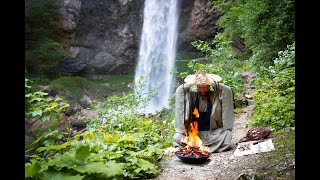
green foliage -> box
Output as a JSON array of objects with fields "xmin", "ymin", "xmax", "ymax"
[
  {"xmin": 36, "ymin": 141, "xmax": 71, "ymax": 153},
  {"xmin": 25, "ymin": 160, "xmax": 42, "ymax": 178},
  {"xmin": 211, "ymin": 0, "xmax": 295, "ymax": 68},
  {"xmin": 25, "ymin": 79, "xmax": 70, "ymax": 122},
  {"xmin": 25, "ymin": 80, "xmax": 175, "ymax": 179},
  {"xmin": 25, "ymin": 0, "xmax": 67, "ymax": 74},
  {"xmin": 86, "ymin": 72, "xmax": 135, "ymax": 93},
  {"xmin": 75, "ymin": 145, "xmax": 90, "ymax": 162},
  {"xmin": 192, "ymin": 0, "xmax": 295, "ymax": 130},
  {"xmin": 184, "ymin": 33, "xmax": 246, "ymax": 96},
  {"xmin": 239, "ymin": 0, "xmax": 295, "ymax": 51},
  {"xmin": 173, "ymin": 52, "xmax": 205, "ymax": 85},
  {"xmin": 49, "ymin": 76, "xmax": 110, "ymax": 101},
  {"xmin": 43, "ymin": 172, "xmax": 85, "ymax": 180},
  {"xmin": 25, "ymin": 78, "xmax": 70, "ymax": 161},
  {"xmin": 248, "ymin": 43, "xmax": 295, "ymax": 129},
  {"xmin": 28, "ymin": 74, "xmax": 135, "ymax": 105},
  {"xmin": 26, "ymin": 38, "xmax": 66, "ymax": 72}
]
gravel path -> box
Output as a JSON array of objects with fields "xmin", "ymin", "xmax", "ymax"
[{"xmin": 150, "ymin": 72, "xmax": 275, "ymax": 180}]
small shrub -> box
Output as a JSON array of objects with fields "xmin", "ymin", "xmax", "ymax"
[{"xmin": 248, "ymin": 42, "xmax": 295, "ymax": 130}]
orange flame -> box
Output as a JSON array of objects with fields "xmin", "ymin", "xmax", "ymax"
[
  {"xmin": 193, "ymin": 107, "xmax": 199, "ymax": 118},
  {"xmin": 180, "ymin": 107, "xmax": 210, "ymax": 153}
]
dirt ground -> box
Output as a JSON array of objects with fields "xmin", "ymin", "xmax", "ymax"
[{"xmin": 150, "ymin": 72, "xmax": 282, "ymax": 180}]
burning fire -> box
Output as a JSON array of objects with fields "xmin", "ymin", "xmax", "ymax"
[
  {"xmin": 193, "ymin": 106, "xmax": 199, "ymax": 118},
  {"xmin": 178, "ymin": 107, "xmax": 211, "ymax": 157}
]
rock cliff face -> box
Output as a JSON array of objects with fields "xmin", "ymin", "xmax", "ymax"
[
  {"xmin": 56, "ymin": 0, "xmax": 221, "ymax": 75},
  {"xmin": 178, "ymin": 0, "xmax": 221, "ymax": 52}
]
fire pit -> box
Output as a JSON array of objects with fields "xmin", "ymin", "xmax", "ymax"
[
  {"xmin": 175, "ymin": 107, "xmax": 212, "ymax": 164},
  {"xmin": 175, "ymin": 147, "xmax": 212, "ymax": 164}
]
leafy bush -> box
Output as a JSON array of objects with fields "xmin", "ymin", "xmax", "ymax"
[
  {"xmin": 211, "ymin": 0, "xmax": 295, "ymax": 69},
  {"xmin": 48, "ymin": 76, "xmax": 111, "ymax": 102},
  {"xmin": 179, "ymin": 33, "xmax": 246, "ymax": 97},
  {"xmin": 25, "ymin": 80, "xmax": 70, "ymax": 123},
  {"xmin": 248, "ymin": 42, "xmax": 295, "ymax": 129},
  {"xmin": 25, "ymin": 78, "xmax": 70, "ymax": 127},
  {"xmin": 25, "ymin": 78, "xmax": 70, "ymax": 161},
  {"xmin": 25, "ymin": 80, "xmax": 175, "ymax": 179},
  {"xmin": 25, "ymin": 0, "xmax": 67, "ymax": 75}
]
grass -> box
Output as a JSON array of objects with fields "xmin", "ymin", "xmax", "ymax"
[
  {"xmin": 85, "ymin": 71, "xmax": 135, "ymax": 93},
  {"xmin": 269, "ymin": 128, "xmax": 295, "ymax": 177},
  {"xmin": 26, "ymin": 68, "xmax": 158, "ymax": 107},
  {"xmin": 26, "ymin": 71, "xmax": 135, "ymax": 103},
  {"xmin": 254, "ymin": 128, "xmax": 295, "ymax": 179},
  {"xmin": 49, "ymin": 76, "xmax": 111, "ymax": 101}
]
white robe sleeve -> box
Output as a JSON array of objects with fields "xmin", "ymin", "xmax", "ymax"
[
  {"xmin": 221, "ymin": 84, "xmax": 235, "ymax": 131},
  {"xmin": 174, "ymin": 83, "xmax": 193, "ymax": 133}
]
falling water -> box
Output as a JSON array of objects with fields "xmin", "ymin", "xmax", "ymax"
[{"xmin": 134, "ymin": 0, "xmax": 179, "ymax": 113}]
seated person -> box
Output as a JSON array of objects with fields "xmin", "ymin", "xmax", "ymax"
[{"xmin": 172, "ymin": 70, "xmax": 235, "ymax": 153}]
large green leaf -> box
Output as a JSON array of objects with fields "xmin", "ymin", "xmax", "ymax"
[
  {"xmin": 134, "ymin": 159, "xmax": 158, "ymax": 174},
  {"xmin": 31, "ymin": 109, "xmax": 43, "ymax": 117},
  {"xmin": 44, "ymin": 171, "xmax": 84, "ymax": 180},
  {"xmin": 30, "ymin": 97, "xmax": 45, "ymax": 103},
  {"xmin": 82, "ymin": 162, "xmax": 106, "ymax": 174},
  {"xmin": 105, "ymin": 160, "xmax": 125, "ymax": 175},
  {"xmin": 36, "ymin": 141, "xmax": 71, "ymax": 152},
  {"xmin": 75, "ymin": 145, "xmax": 90, "ymax": 162},
  {"xmin": 25, "ymin": 160, "xmax": 41, "ymax": 178},
  {"xmin": 30, "ymin": 136, "xmax": 43, "ymax": 146},
  {"xmin": 42, "ymin": 115, "xmax": 51, "ymax": 121},
  {"xmin": 109, "ymin": 150, "xmax": 124, "ymax": 160},
  {"xmin": 82, "ymin": 160, "xmax": 124, "ymax": 178},
  {"xmin": 47, "ymin": 153, "xmax": 85, "ymax": 168}
]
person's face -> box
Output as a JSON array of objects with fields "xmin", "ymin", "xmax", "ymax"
[{"xmin": 197, "ymin": 85, "xmax": 209, "ymax": 96}]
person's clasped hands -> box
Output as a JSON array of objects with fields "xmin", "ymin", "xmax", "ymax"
[
  {"xmin": 185, "ymin": 70, "xmax": 212, "ymax": 85},
  {"xmin": 195, "ymin": 70, "xmax": 212, "ymax": 86},
  {"xmin": 184, "ymin": 70, "xmax": 214, "ymax": 87}
]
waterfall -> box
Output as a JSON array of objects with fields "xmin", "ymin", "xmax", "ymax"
[{"xmin": 134, "ymin": 0, "xmax": 179, "ymax": 114}]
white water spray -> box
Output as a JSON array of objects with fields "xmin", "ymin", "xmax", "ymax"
[{"xmin": 134, "ymin": 0, "xmax": 179, "ymax": 113}]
